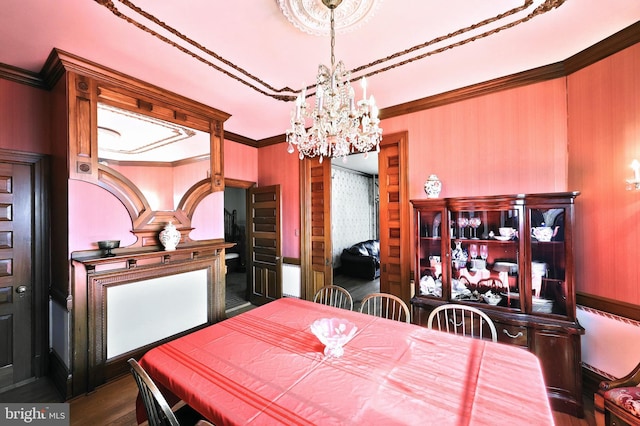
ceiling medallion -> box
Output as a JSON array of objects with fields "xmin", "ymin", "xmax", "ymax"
[{"xmin": 277, "ymin": 0, "xmax": 382, "ymax": 36}]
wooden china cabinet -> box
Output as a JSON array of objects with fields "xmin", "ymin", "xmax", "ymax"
[{"xmin": 410, "ymin": 192, "xmax": 584, "ymax": 417}]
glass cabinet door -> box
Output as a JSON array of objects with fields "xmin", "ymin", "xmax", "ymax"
[
  {"xmin": 449, "ymin": 208, "xmax": 522, "ymax": 311},
  {"xmin": 415, "ymin": 206, "xmax": 446, "ymax": 299},
  {"xmin": 528, "ymin": 207, "xmax": 568, "ymax": 316}
]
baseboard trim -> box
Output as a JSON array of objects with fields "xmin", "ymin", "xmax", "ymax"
[
  {"xmin": 583, "ymin": 364, "xmax": 605, "ymax": 399},
  {"xmin": 577, "ymin": 292, "xmax": 640, "ymax": 322},
  {"xmin": 49, "ymin": 350, "xmax": 72, "ymax": 400}
]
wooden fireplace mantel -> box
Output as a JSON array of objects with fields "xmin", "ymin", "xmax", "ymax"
[
  {"xmin": 71, "ymin": 241, "xmax": 234, "ymax": 273},
  {"xmin": 70, "ymin": 241, "xmax": 233, "ymax": 393}
]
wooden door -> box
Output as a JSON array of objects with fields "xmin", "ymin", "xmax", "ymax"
[
  {"xmin": 248, "ymin": 185, "xmax": 282, "ymax": 305},
  {"xmin": 378, "ymin": 132, "xmax": 411, "ymax": 304},
  {"xmin": 0, "ymin": 161, "xmax": 38, "ymax": 389},
  {"xmin": 301, "ymin": 158, "xmax": 332, "ymax": 300}
]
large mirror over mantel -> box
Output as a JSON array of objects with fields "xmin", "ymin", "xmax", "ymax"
[
  {"xmin": 97, "ymin": 102, "xmax": 211, "ymax": 212},
  {"xmin": 65, "ymin": 62, "xmax": 230, "ymax": 247}
]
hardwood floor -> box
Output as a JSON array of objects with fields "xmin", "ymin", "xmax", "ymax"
[
  {"xmin": 225, "ymin": 271, "xmax": 250, "ymax": 312},
  {"xmin": 333, "ymin": 272, "xmax": 380, "ymax": 312},
  {"xmin": 68, "ymin": 375, "xmax": 139, "ymax": 426}
]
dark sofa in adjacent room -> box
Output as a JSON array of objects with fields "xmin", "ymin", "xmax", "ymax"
[{"xmin": 339, "ymin": 239, "xmax": 380, "ymax": 280}]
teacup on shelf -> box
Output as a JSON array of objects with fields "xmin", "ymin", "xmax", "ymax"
[
  {"xmin": 531, "ymin": 226, "xmax": 558, "ymax": 242},
  {"xmin": 498, "ymin": 227, "xmax": 516, "ymax": 238},
  {"xmin": 482, "ymin": 291, "xmax": 502, "ymax": 306}
]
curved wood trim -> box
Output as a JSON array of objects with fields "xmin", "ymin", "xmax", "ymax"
[
  {"xmin": 176, "ymin": 178, "xmax": 213, "ymax": 217},
  {"xmin": 96, "ymin": 165, "xmax": 202, "ymax": 247},
  {"xmin": 96, "ymin": 164, "xmax": 151, "ymax": 220}
]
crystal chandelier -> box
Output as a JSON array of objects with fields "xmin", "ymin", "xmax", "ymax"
[{"xmin": 286, "ymin": 0, "xmax": 382, "ymax": 163}]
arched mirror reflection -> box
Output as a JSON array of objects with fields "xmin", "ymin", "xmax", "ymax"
[{"xmin": 97, "ymin": 102, "xmax": 211, "ymax": 211}]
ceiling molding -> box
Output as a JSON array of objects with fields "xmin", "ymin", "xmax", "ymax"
[
  {"xmin": 92, "ymin": 0, "xmax": 561, "ymax": 100},
  {"xmin": 256, "ymin": 62, "xmax": 566, "ymax": 147},
  {"xmin": 257, "ymin": 20, "xmax": 640, "ymax": 148},
  {"xmin": 0, "ymin": 62, "xmax": 46, "ymax": 89},
  {"xmin": 224, "ymin": 131, "xmax": 259, "ymax": 148},
  {"xmin": 1, "ymin": 21, "xmax": 638, "ymax": 149},
  {"xmin": 563, "ymin": 20, "xmax": 640, "ymax": 74},
  {"xmin": 380, "ymin": 62, "xmax": 566, "ymax": 119}
]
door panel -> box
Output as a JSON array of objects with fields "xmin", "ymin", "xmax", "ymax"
[
  {"xmin": 378, "ymin": 132, "xmax": 411, "ymax": 304},
  {"xmin": 0, "ymin": 163, "xmax": 33, "ymax": 389},
  {"xmin": 302, "ymin": 159, "xmax": 332, "ymax": 300},
  {"xmin": 248, "ymin": 185, "xmax": 282, "ymax": 305},
  {"xmin": 300, "ymin": 137, "xmax": 409, "ymax": 304}
]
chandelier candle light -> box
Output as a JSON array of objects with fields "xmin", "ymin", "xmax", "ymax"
[{"xmin": 286, "ymin": 0, "xmax": 382, "ymax": 162}]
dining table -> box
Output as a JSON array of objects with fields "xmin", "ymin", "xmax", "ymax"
[{"xmin": 136, "ymin": 297, "xmax": 555, "ymax": 425}]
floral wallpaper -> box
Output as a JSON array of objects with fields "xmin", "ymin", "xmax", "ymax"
[{"xmin": 331, "ymin": 166, "xmax": 378, "ymax": 268}]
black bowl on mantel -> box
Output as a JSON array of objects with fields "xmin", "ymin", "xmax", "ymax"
[{"xmin": 97, "ymin": 240, "xmax": 120, "ymax": 257}]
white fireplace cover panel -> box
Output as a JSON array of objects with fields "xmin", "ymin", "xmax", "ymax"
[{"xmin": 106, "ymin": 269, "xmax": 208, "ymax": 359}]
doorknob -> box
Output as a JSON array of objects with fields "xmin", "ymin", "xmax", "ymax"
[{"xmin": 16, "ymin": 285, "xmax": 27, "ymax": 294}]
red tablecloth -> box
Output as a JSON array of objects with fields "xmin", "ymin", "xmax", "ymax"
[{"xmin": 138, "ymin": 297, "xmax": 554, "ymax": 425}]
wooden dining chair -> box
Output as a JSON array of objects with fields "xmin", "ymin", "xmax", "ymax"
[
  {"xmin": 595, "ymin": 359, "xmax": 640, "ymax": 426},
  {"xmin": 427, "ymin": 304, "xmax": 498, "ymax": 342},
  {"xmin": 359, "ymin": 293, "xmax": 410, "ymax": 323},
  {"xmin": 313, "ymin": 285, "xmax": 354, "ymax": 310},
  {"xmin": 128, "ymin": 358, "xmax": 214, "ymax": 426}
]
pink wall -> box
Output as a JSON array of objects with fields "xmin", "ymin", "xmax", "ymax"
[
  {"xmin": 258, "ymin": 143, "xmax": 300, "ymax": 258},
  {"xmin": 263, "ymin": 79, "xmax": 569, "ymax": 263},
  {"xmin": 0, "ymin": 79, "xmax": 49, "ymax": 154},
  {"xmin": 383, "ymin": 78, "xmax": 569, "ymax": 200},
  {"xmin": 70, "ymin": 158, "xmax": 224, "ymax": 248},
  {"xmin": 190, "ymin": 191, "xmax": 224, "ymax": 241},
  {"xmin": 112, "ymin": 157, "xmax": 211, "ymax": 211},
  {"xmin": 68, "ymin": 180, "xmax": 136, "ymax": 251},
  {"xmin": 225, "ymin": 139, "xmax": 258, "ymax": 182},
  {"xmin": 111, "ymin": 164, "xmax": 174, "ymax": 211},
  {"xmin": 568, "ymin": 43, "xmax": 640, "ymax": 304},
  {"xmin": 174, "ymin": 157, "xmax": 210, "ymax": 206}
]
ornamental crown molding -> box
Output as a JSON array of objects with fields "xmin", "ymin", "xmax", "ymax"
[{"xmin": 277, "ymin": 0, "xmax": 382, "ymax": 36}]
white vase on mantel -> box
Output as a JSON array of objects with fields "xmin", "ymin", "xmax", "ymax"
[
  {"xmin": 159, "ymin": 221, "xmax": 181, "ymax": 251},
  {"xmin": 424, "ymin": 174, "xmax": 442, "ymax": 198}
]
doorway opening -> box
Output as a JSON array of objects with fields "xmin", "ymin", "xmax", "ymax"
[
  {"xmin": 224, "ymin": 186, "xmax": 249, "ymax": 314},
  {"xmin": 331, "ymin": 152, "xmax": 380, "ymax": 310}
]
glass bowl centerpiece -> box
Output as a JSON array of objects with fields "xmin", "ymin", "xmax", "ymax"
[{"xmin": 310, "ymin": 318, "xmax": 358, "ymax": 358}]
